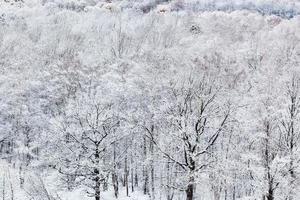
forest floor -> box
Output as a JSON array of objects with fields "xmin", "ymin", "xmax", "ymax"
[{"xmin": 0, "ymin": 160, "xmax": 149, "ymax": 200}]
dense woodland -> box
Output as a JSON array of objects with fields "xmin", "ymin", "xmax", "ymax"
[{"xmin": 0, "ymin": 0, "xmax": 300, "ymax": 200}]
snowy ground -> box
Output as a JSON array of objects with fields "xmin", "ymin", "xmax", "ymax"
[
  {"xmin": 61, "ymin": 189, "xmax": 150, "ymax": 200},
  {"xmin": 0, "ymin": 160, "xmax": 149, "ymax": 200}
]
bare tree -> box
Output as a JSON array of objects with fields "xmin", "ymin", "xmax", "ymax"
[
  {"xmin": 279, "ymin": 76, "xmax": 300, "ymax": 200},
  {"xmin": 57, "ymin": 101, "xmax": 120, "ymax": 200},
  {"xmin": 148, "ymin": 77, "xmax": 231, "ymax": 200}
]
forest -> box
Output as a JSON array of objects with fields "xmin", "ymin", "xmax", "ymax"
[{"xmin": 0, "ymin": 0, "xmax": 300, "ymax": 200}]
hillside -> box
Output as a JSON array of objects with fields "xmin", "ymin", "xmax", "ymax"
[{"xmin": 0, "ymin": 1, "xmax": 300, "ymax": 200}]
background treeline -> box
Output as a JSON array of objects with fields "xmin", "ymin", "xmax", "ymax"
[{"xmin": 1, "ymin": 0, "xmax": 300, "ymax": 18}]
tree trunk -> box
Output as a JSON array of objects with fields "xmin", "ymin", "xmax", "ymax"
[
  {"xmin": 186, "ymin": 176, "xmax": 194, "ymax": 200},
  {"xmin": 94, "ymin": 147, "xmax": 101, "ymax": 200},
  {"xmin": 112, "ymin": 142, "xmax": 119, "ymax": 198},
  {"xmin": 266, "ymin": 188, "xmax": 274, "ymax": 200},
  {"xmin": 143, "ymin": 137, "xmax": 149, "ymax": 195},
  {"xmin": 95, "ymin": 186, "xmax": 100, "ymax": 200},
  {"xmin": 186, "ymin": 183, "xmax": 194, "ymax": 200},
  {"xmin": 263, "ymin": 121, "xmax": 275, "ymax": 200},
  {"xmin": 125, "ymin": 156, "xmax": 129, "ymax": 197},
  {"xmin": 103, "ymin": 175, "xmax": 108, "ymax": 191},
  {"xmin": 94, "ymin": 170, "xmax": 101, "ymax": 200},
  {"xmin": 131, "ymin": 163, "xmax": 134, "ymax": 192},
  {"xmin": 288, "ymin": 150, "xmax": 295, "ymax": 200},
  {"xmin": 150, "ymin": 133, "xmax": 155, "ymax": 200},
  {"xmin": 112, "ymin": 173, "xmax": 118, "ymax": 198},
  {"xmin": 131, "ymin": 147, "xmax": 134, "ymax": 193},
  {"xmin": 233, "ymin": 184, "xmax": 236, "ymax": 200},
  {"xmin": 166, "ymin": 160, "xmax": 174, "ymax": 200},
  {"xmin": 18, "ymin": 166, "xmax": 24, "ymax": 189},
  {"xmin": 135, "ymin": 167, "xmax": 138, "ymax": 187}
]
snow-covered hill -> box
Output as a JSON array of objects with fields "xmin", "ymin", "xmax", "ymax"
[{"xmin": 1, "ymin": 0, "xmax": 300, "ymax": 200}]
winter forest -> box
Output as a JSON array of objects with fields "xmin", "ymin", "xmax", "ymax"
[{"xmin": 1, "ymin": 0, "xmax": 300, "ymax": 200}]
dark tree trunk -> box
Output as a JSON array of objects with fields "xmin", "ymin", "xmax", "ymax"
[
  {"xmin": 150, "ymin": 127, "xmax": 155, "ymax": 200},
  {"xmin": 263, "ymin": 121, "xmax": 275, "ymax": 200},
  {"xmin": 186, "ymin": 173, "xmax": 195, "ymax": 200},
  {"xmin": 186, "ymin": 182, "xmax": 194, "ymax": 200},
  {"xmin": 266, "ymin": 188, "xmax": 274, "ymax": 200},
  {"xmin": 121, "ymin": 176, "xmax": 125, "ymax": 187},
  {"xmin": 233, "ymin": 184, "xmax": 236, "ymax": 200},
  {"xmin": 103, "ymin": 175, "xmax": 108, "ymax": 191},
  {"xmin": 134, "ymin": 167, "xmax": 138, "ymax": 187},
  {"xmin": 94, "ymin": 171, "xmax": 101, "ymax": 200},
  {"xmin": 19, "ymin": 166, "xmax": 24, "ymax": 189},
  {"xmin": 112, "ymin": 172, "xmax": 119, "ymax": 198},
  {"xmin": 185, "ymin": 150, "xmax": 195, "ymax": 200},
  {"xmin": 112, "ymin": 142, "xmax": 119, "ymax": 198},
  {"xmin": 143, "ymin": 137, "xmax": 149, "ymax": 195},
  {"xmin": 95, "ymin": 182, "xmax": 100, "ymax": 200},
  {"xmin": 125, "ymin": 156, "xmax": 129, "ymax": 197},
  {"xmin": 94, "ymin": 147, "xmax": 101, "ymax": 200},
  {"xmin": 131, "ymin": 163, "xmax": 134, "ymax": 192}
]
